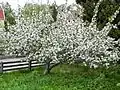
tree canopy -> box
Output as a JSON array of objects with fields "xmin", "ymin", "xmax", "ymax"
[{"xmin": 1, "ymin": 0, "xmax": 119, "ymax": 74}]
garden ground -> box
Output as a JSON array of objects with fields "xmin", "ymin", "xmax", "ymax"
[{"xmin": 0, "ymin": 64, "xmax": 120, "ymax": 90}]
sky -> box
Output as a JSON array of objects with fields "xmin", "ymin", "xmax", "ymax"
[{"xmin": 0, "ymin": 0, "xmax": 76, "ymax": 10}]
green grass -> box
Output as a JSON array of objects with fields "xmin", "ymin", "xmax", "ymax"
[{"xmin": 0, "ymin": 64, "xmax": 120, "ymax": 90}]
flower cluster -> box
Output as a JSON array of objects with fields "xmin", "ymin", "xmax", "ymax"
[{"xmin": 2, "ymin": 1, "xmax": 120, "ymax": 68}]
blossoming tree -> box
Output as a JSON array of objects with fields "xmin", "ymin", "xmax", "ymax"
[{"xmin": 3, "ymin": 0, "xmax": 120, "ymax": 74}]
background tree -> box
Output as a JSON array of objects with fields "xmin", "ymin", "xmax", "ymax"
[
  {"xmin": 75, "ymin": 0, "xmax": 120, "ymax": 40},
  {"xmin": 2, "ymin": 2, "xmax": 16, "ymax": 31},
  {"xmin": 22, "ymin": 3, "xmax": 58, "ymax": 22}
]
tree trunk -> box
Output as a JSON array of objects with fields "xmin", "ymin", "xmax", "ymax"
[
  {"xmin": 44, "ymin": 62, "xmax": 50, "ymax": 75},
  {"xmin": 43, "ymin": 62, "xmax": 61, "ymax": 75}
]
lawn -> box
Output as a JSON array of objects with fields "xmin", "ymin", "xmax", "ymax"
[{"xmin": 0, "ymin": 64, "xmax": 120, "ymax": 90}]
